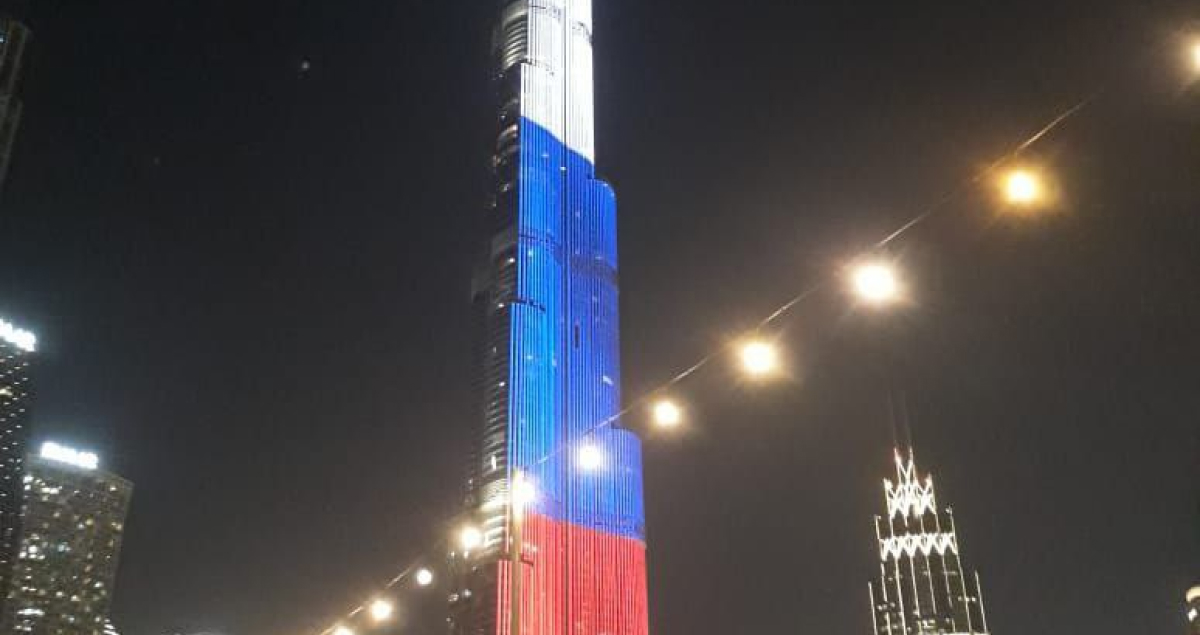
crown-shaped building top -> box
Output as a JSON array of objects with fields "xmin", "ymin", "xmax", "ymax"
[{"xmin": 870, "ymin": 447, "xmax": 991, "ymax": 635}]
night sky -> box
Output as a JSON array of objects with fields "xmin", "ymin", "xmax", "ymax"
[{"xmin": 0, "ymin": 0, "xmax": 1197, "ymax": 634}]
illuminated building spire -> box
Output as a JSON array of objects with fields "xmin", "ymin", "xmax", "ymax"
[{"xmin": 870, "ymin": 447, "xmax": 991, "ymax": 635}]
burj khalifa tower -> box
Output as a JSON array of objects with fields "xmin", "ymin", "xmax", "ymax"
[{"xmin": 450, "ymin": 0, "xmax": 648, "ymax": 634}]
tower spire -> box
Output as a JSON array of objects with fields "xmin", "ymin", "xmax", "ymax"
[{"xmin": 871, "ymin": 442, "xmax": 991, "ymax": 635}]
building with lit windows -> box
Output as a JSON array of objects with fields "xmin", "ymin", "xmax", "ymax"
[
  {"xmin": 1186, "ymin": 585, "xmax": 1200, "ymax": 635},
  {"xmin": 869, "ymin": 449, "xmax": 990, "ymax": 635},
  {"xmin": 0, "ymin": 14, "xmax": 30, "ymax": 194},
  {"xmin": 0, "ymin": 317, "xmax": 35, "ymax": 619},
  {"xmin": 449, "ymin": 0, "xmax": 647, "ymax": 633},
  {"xmin": 2, "ymin": 442, "xmax": 133, "ymax": 634}
]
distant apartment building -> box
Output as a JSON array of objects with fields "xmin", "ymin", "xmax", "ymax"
[{"xmin": 3, "ymin": 442, "xmax": 133, "ymax": 634}]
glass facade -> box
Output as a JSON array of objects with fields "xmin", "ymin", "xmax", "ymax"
[
  {"xmin": 0, "ymin": 318, "xmax": 35, "ymax": 619},
  {"xmin": 870, "ymin": 449, "xmax": 990, "ymax": 635},
  {"xmin": 2, "ymin": 452, "xmax": 133, "ymax": 635},
  {"xmin": 451, "ymin": 1, "xmax": 648, "ymax": 634}
]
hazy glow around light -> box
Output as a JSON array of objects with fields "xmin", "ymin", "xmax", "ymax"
[
  {"xmin": 852, "ymin": 262, "xmax": 899, "ymax": 305},
  {"xmin": 39, "ymin": 442, "xmax": 99, "ymax": 470},
  {"xmin": 415, "ymin": 567, "xmax": 434, "ymax": 587},
  {"xmin": 459, "ymin": 526, "xmax": 484, "ymax": 551},
  {"xmin": 740, "ymin": 340, "xmax": 778, "ymax": 376},
  {"xmin": 652, "ymin": 400, "xmax": 682, "ymax": 428},
  {"xmin": 577, "ymin": 444, "xmax": 605, "ymax": 471},
  {"xmin": 368, "ymin": 599, "xmax": 394, "ymax": 621},
  {"xmin": 333, "ymin": 627, "xmax": 355, "ymax": 635},
  {"xmin": 1192, "ymin": 42, "xmax": 1200, "ymax": 71},
  {"xmin": 1004, "ymin": 169, "xmax": 1042, "ymax": 206}
]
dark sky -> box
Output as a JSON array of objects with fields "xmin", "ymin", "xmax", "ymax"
[{"xmin": 0, "ymin": 0, "xmax": 1197, "ymax": 634}]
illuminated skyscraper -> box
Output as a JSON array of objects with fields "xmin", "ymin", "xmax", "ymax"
[
  {"xmin": 0, "ymin": 317, "xmax": 35, "ymax": 618},
  {"xmin": 0, "ymin": 15, "xmax": 30, "ymax": 194},
  {"xmin": 450, "ymin": 0, "xmax": 647, "ymax": 634},
  {"xmin": 869, "ymin": 449, "xmax": 990, "ymax": 635},
  {"xmin": 3, "ymin": 442, "xmax": 133, "ymax": 634}
]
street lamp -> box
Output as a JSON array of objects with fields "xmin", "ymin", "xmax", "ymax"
[
  {"xmin": 333, "ymin": 626, "xmax": 355, "ymax": 635},
  {"xmin": 740, "ymin": 340, "xmax": 778, "ymax": 377},
  {"xmin": 415, "ymin": 567, "xmax": 434, "ymax": 587},
  {"xmin": 1191, "ymin": 41, "xmax": 1200, "ymax": 72},
  {"xmin": 459, "ymin": 525, "xmax": 484, "ymax": 552},
  {"xmin": 368, "ymin": 599, "xmax": 394, "ymax": 622},
  {"xmin": 1002, "ymin": 169, "xmax": 1043, "ymax": 207},
  {"xmin": 652, "ymin": 399, "xmax": 683, "ymax": 428},
  {"xmin": 577, "ymin": 444, "xmax": 605, "ymax": 471},
  {"xmin": 851, "ymin": 261, "xmax": 900, "ymax": 306}
]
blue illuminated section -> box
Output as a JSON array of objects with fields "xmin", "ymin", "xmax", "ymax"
[{"xmin": 506, "ymin": 115, "xmax": 645, "ymax": 542}]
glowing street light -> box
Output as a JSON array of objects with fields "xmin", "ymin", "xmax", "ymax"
[
  {"xmin": 369, "ymin": 599, "xmax": 394, "ymax": 622},
  {"xmin": 459, "ymin": 525, "xmax": 484, "ymax": 551},
  {"xmin": 1002, "ymin": 169, "xmax": 1043, "ymax": 207},
  {"xmin": 512, "ymin": 472, "xmax": 537, "ymax": 507},
  {"xmin": 1192, "ymin": 41, "xmax": 1200, "ymax": 72},
  {"xmin": 740, "ymin": 340, "xmax": 778, "ymax": 377},
  {"xmin": 333, "ymin": 626, "xmax": 355, "ymax": 635},
  {"xmin": 851, "ymin": 262, "xmax": 899, "ymax": 306},
  {"xmin": 415, "ymin": 567, "xmax": 435, "ymax": 587},
  {"xmin": 652, "ymin": 399, "xmax": 683, "ymax": 428},
  {"xmin": 577, "ymin": 444, "xmax": 605, "ymax": 471}
]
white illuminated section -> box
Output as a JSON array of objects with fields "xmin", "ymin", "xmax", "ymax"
[
  {"xmin": 39, "ymin": 442, "xmax": 99, "ymax": 471},
  {"xmin": 521, "ymin": 0, "xmax": 597, "ymax": 163},
  {"xmin": 0, "ymin": 318, "xmax": 36, "ymax": 352},
  {"xmin": 880, "ymin": 532, "xmax": 959, "ymax": 560},
  {"xmin": 884, "ymin": 451, "xmax": 937, "ymax": 519}
]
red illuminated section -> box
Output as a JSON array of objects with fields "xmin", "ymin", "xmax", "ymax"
[{"xmin": 495, "ymin": 513, "xmax": 649, "ymax": 635}]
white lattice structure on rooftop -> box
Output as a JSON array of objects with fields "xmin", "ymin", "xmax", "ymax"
[{"xmin": 870, "ymin": 449, "xmax": 991, "ymax": 635}]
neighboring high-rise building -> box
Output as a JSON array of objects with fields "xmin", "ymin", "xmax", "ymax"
[
  {"xmin": 0, "ymin": 317, "xmax": 35, "ymax": 618},
  {"xmin": 0, "ymin": 15, "xmax": 30, "ymax": 194},
  {"xmin": 450, "ymin": 0, "xmax": 647, "ymax": 634},
  {"xmin": 3, "ymin": 442, "xmax": 133, "ymax": 634},
  {"xmin": 1186, "ymin": 585, "xmax": 1200, "ymax": 635},
  {"xmin": 869, "ymin": 449, "xmax": 990, "ymax": 635}
]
